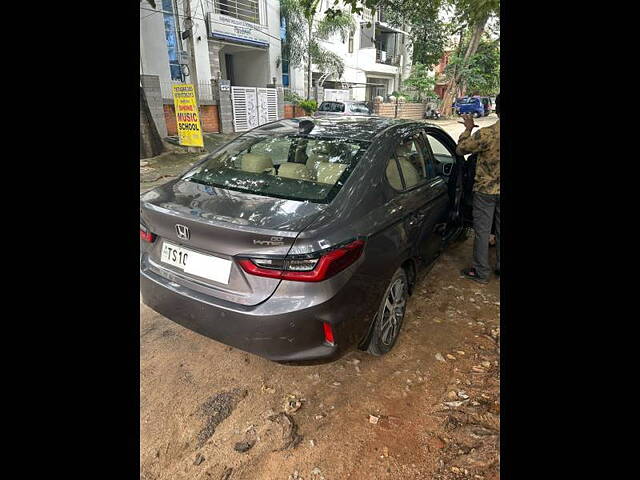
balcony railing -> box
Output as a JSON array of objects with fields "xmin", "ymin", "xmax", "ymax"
[
  {"xmin": 376, "ymin": 49, "xmax": 399, "ymax": 66},
  {"xmin": 213, "ymin": 0, "xmax": 261, "ymax": 25}
]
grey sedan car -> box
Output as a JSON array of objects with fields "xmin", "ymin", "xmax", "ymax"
[{"xmin": 140, "ymin": 117, "xmax": 473, "ymax": 362}]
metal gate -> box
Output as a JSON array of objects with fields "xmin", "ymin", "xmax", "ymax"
[{"xmin": 231, "ymin": 87, "xmax": 278, "ymax": 132}]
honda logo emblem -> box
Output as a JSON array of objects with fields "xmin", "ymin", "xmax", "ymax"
[{"xmin": 175, "ymin": 224, "xmax": 190, "ymax": 240}]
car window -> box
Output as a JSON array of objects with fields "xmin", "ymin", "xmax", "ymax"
[
  {"xmin": 391, "ymin": 136, "xmax": 427, "ymax": 190},
  {"xmin": 318, "ymin": 101, "xmax": 345, "ymax": 113},
  {"xmin": 348, "ymin": 103, "xmax": 371, "ymax": 114},
  {"xmin": 424, "ymin": 133, "xmax": 456, "ymax": 176},
  {"xmin": 182, "ymin": 133, "xmax": 369, "ymax": 203},
  {"xmin": 385, "ymin": 157, "xmax": 403, "ymax": 190}
]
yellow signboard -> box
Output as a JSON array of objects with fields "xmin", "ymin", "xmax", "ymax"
[{"xmin": 172, "ymin": 84, "xmax": 204, "ymax": 147}]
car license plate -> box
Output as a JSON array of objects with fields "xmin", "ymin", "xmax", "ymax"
[{"xmin": 160, "ymin": 241, "xmax": 232, "ymax": 284}]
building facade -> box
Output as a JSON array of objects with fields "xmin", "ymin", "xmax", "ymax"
[
  {"xmin": 140, "ymin": 0, "xmax": 284, "ymax": 134},
  {"xmin": 141, "ymin": 0, "xmax": 283, "ymax": 89},
  {"xmin": 285, "ymin": 4, "xmax": 412, "ymax": 102}
]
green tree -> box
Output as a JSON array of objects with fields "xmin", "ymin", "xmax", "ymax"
[
  {"xmin": 323, "ymin": 0, "xmax": 499, "ymax": 115},
  {"xmin": 381, "ymin": 0, "xmax": 449, "ymax": 69},
  {"xmin": 439, "ymin": 0, "xmax": 500, "ymax": 115},
  {"xmin": 403, "ymin": 63, "xmax": 436, "ymax": 101},
  {"xmin": 445, "ymin": 36, "xmax": 499, "ymax": 95},
  {"xmin": 282, "ymin": 0, "xmax": 355, "ymax": 99}
]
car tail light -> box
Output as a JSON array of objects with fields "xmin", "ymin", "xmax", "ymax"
[
  {"xmin": 140, "ymin": 224, "xmax": 156, "ymax": 243},
  {"xmin": 238, "ymin": 239, "xmax": 365, "ymax": 282},
  {"xmin": 322, "ymin": 322, "xmax": 335, "ymax": 345}
]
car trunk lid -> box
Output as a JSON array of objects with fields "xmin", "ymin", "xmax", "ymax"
[{"xmin": 140, "ymin": 179, "xmax": 327, "ymax": 306}]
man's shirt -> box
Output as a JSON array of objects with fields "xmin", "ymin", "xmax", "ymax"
[{"xmin": 456, "ymin": 119, "xmax": 500, "ymax": 195}]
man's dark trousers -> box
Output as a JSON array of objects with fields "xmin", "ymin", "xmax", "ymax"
[{"xmin": 472, "ymin": 192, "xmax": 500, "ymax": 279}]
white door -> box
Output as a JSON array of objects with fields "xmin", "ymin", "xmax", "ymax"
[
  {"xmin": 231, "ymin": 87, "xmax": 278, "ymax": 132},
  {"xmin": 257, "ymin": 88, "xmax": 278, "ymax": 125},
  {"xmin": 231, "ymin": 86, "xmax": 259, "ymax": 132}
]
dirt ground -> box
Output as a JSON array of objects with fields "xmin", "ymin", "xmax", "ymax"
[{"xmin": 140, "ymin": 238, "xmax": 500, "ymax": 480}]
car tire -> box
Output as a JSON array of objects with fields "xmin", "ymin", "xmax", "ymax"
[{"xmin": 366, "ymin": 267, "xmax": 409, "ymax": 356}]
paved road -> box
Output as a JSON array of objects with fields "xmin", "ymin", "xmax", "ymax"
[{"xmin": 431, "ymin": 113, "xmax": 498, "ymax": 140}]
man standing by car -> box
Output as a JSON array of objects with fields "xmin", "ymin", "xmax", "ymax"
[{"xmin": 456, "ymin": 94, "xmax": 500, "ymax": 284}]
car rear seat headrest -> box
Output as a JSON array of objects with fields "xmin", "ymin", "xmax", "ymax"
[
  {"xmin": 278, "ymin": 163, "xmax": 313, "ymax": 181},
  {"xmin": 387, "ymin": 158, "xmax": 420, "ymax": 189},
  {"xmin": 397, "ymin": 159, "xmax": 420, "ymax": 188},
  {"xmin": 240, "ymin": 153, "xmax": 274, "ymax": 174},
  {"xmin": 316, "ymin": 162, "xmax": 347, "ymax": 185}
]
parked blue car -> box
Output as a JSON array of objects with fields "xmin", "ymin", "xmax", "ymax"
[{"xmin": 454, "ymin": 96, "xmax": 487, "ymax": 117}]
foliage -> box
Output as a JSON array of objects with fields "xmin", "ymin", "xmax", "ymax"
[
  {"xmin": 298, "ymin": 99, "xmax": 318, "ymax": 114},
  {"xmin": 380, "ymin": 0, "xmax": 449, "ymax": 69},
  {"xmin": 451, "ymin": 0, "xmax": 500, "ymax": 26},
  {"xmin": 281, "ymin": 0, "xmax": 355, "ymax": 96},
  {"xmin": 284, "ymin": 90, "xmax": 304, "ymax": 103},
  {"xmin": 444, "ymin": 36, "xmax": 499, "ymax": 95},
  {"xmin": 402, "ymin": 63, "xmax": 437, "ymax": 101}
]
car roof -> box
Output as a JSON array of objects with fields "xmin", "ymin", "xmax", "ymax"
[{"xmin": 253, "ymin": 116, "xmax": 443, "ymax": 142}]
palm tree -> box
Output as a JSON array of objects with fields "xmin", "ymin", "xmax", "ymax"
[{"xmin": 281, "ymin": 0, "xmax": 355, "ymax": 99}]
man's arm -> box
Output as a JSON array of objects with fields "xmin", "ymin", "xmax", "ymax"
[
  {"xmin": 456, "ymin": 128, "xmax": 488, "ymax": 156},
  {"xmin": 455, "ymin": 114, "xmax": 488, "ymax": 156}
]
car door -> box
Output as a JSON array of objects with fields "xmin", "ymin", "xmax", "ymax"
[
  {"xmin": 409, "ymin": 132, "xmax": 450, "ymax": 264},
  {"xmin": 421, "ymin": 128, "xmax": 468, "ymax": 242},
  {"xmin": 382, "ymin": 129, "xmax": 436, "ymax": 265}
]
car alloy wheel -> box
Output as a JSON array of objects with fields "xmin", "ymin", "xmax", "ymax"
[
  {"xmin": 367, "ymin": 267, "xmax": 409, "ymax": 356},
  {"xmin": 380, "ymin": 277, "xmax": 407, "ymax": 345}
]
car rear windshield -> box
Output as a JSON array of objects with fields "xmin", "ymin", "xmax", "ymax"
[
  {"xmin": 348, "ymin": 103, "xmax": 371, "ymax": 114},
  {"xmin": 459, "ymin": 97, "xmax": 480, "ymax": 104},
  {"xmin": 182, "ymin": 133, "xmax": 370, "ymax": 203},
  {"xmin": 318, "ymin": 101, "xmax": 346, "ymax": 113}
]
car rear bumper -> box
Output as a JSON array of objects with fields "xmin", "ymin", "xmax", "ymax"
[{"xmin": 140, "ymin": 264, "xmax": 375, "ymax": 362}]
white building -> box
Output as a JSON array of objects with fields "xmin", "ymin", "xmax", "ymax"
[
  {"xmin": 140, "ymin": 0, "xmax": 284, "ymax": 98},
  {"xmin": 285, "ymin": 4, "xmax": 412, "ymax": 102}
]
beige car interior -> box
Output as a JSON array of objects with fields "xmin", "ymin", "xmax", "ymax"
[
  {"xmin": 240, "ymin": 153, "xmax": 275, "ymax": 175},
  {"xmin": 306, "ymin": 151, "xmax": 329, "ymax": 179},
  {"xmin": 387, "ymin": 141, "xmax": 423, "ymax": 189},
  {"xmin": 316, "ymin": 162, "xmax": 347, "ymax": 184},
  {"xmin": 278, "ymin": 162, "xmax": 313, "ymax": 181},
  {"xmin": 237, "ymin": 144, "xmax": 347, "ymax": 185}
]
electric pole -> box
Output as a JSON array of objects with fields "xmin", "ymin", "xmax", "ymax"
[
  {"xmin": 182, "ymin": 0, "xmax": 203, "ymax": 152},
  {"xmin": 183, "ymin": 0, "xmax": 200, "ymax": 107}
]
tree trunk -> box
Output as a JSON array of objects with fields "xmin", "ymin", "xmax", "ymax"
[
  {"xmin": 307, "ymin": 17, "xmax": 314, "ymax": 100},
  {"xmin": 440, "ymin": 16, "xmax": 489, "ymax": 116},
  {"xmin": 140, "ymin": 86, "xmax": 164, "ymax": 159},
  {"xmin": 439, "ymin": 32, "xmax": 465, "ymax": 116}
]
